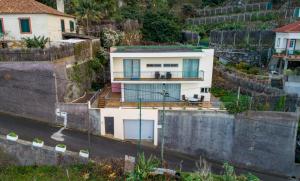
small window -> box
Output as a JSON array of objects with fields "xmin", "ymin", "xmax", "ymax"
[
  {"xmin": 69, "ymin": 21, "xmax": 75, "ymax": 32},
  {"xmin": 61, "ymin": 19, "xmax": 65, "ymax": 32},
  {"xmin": 164, "ymin": 64, "xmax": 178, "ymax": 67},
  {"xmin": 147, "ymin": 64, "xmax": 161, "ymax": 67},
  {"xmin": 276, "ymin": 38, "xmax": 280, "ymax": 47},
  {"xmin": 201, "ymin": 88, "xmax": 210, "ymax": 93},
  {"xmin": 289, "ymin": 40, "xmax": 295, "ymax": 48},
  {"xmin": 19, "ymin": 18, "xmax": 31, "ymax": 33},
  {"xmin": 0, "ymin": 18, "xmax": 4, "ymax": 34}
]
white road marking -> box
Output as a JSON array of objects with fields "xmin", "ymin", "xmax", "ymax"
[{"xmin": 51, "ymin": 127, "xmax": 65, "ymax": 142}]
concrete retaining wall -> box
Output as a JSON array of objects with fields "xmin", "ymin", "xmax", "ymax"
[
  {"xmin": 0, "ymin": 135, "xmax": 88, "ymax": 166},
  {"xmin": 159, "ymin": 110, "xmax": 299, "ymax": 175},
  {"xmin": 0, "ymin": 62, "xmax": 57, "ymax": 122}
]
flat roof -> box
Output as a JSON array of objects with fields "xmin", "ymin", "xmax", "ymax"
[{"xmin": 111, "ymin": 45, "xmax": 205, "ymax": 53}]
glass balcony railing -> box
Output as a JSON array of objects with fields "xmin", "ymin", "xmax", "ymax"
[{"xmin": 113, "ymin": 70, "xmax": 204, "ymax": 81}]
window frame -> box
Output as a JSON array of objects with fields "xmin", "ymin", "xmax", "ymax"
[
  {"xmin": 18, "ymin": 17, "xmax": 32, "ymax": 34},
  {"xmin": 0, "ymin": 18, "xmax": 4, "ymax": 34},
  {"xmin": 163, "ymin": 64, "xmax": 178, "ymax": 67},
  {"xmin": 61, "ymin": 19, "xmax": 65, "ymax": 32},
  {"xmin": 276, "ymin": 38, "xmax": 280, "ymax": 47},
  {"xmin": 69, "ymin": 20, "xmax": 75, "ymax": 32},
  {"xmin": 146, "ymin": 64, "xmax": 161, "ymax": 67}
]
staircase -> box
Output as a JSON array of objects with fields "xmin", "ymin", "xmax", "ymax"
[{"xmin": 98, "ymin": 86, "xmax": 111, "ymax": 108}]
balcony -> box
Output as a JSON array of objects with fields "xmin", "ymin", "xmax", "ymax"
[
  {"xmin": 113, "ymin": 71, "xmax": 204, "ymax": 81},
  {"xmin": 273, "ymin": 48, "xmax": 300, "ymax": 61}
]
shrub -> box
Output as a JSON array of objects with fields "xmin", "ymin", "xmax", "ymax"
[
  {"xmin": 33, "ymin": 138, "xmax": 43, "ymax": 143},
  {"xmin": 22, "ymin": 36, "xmax": 49, "ymax": 49},
  {"xmin": 8, "ymin": 132, "xmax": 17, "ymax": 137},
  {"xmin": 100, "ymin": 28, "xmax": 124, "ymax": 49},
  {"xmin": 56, "ymin": 144, "xmax": 66, "ymax": 148},
  {"xmin": 127, "ymin": 153, "xmax": 160, "ymax": 180}
]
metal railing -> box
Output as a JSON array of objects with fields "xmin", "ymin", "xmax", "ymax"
[
  {"xmin": 274, "ymin": 48, "xmax": 300, "ymax": 56},
  {"xmin": 113, "ymin": 71, "xmax": 205, "ymax": 80}
]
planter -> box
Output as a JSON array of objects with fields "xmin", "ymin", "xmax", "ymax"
[
  {"xmin": 32, "ymin": 138, "xmax": 44, "ymax": 148},
  {"xmin": 79, "ymin": 150, "xmax": 89, "ymax": 158},
  {"xmin": 6, "ymin": 132, "xmax": 18, "ymax": 141},
  {"xmin": 55, "ymin": 144, "xmax": 66, "ymax": 153}
]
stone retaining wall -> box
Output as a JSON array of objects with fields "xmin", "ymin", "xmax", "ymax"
[{"xmin": 0, "ymin": 135, "xmax": 88, "ymax": 166}]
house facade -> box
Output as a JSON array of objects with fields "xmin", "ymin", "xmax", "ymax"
[
  {"xmin": 109, "ymin": 46, "xmax": 214, "ymax": 104},
  {"xmin": 102, "ymin": 46, "xmax": 214, "ymax": 145},
  {"xmin": 272, "ymin": 21, "xmax": 300, "ymax": 96},
  {"xmin": 0, "ymin": 0, "xmax": 75, "ymax": 42}
]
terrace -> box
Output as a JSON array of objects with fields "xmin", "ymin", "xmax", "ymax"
[{"xmin": 98, "ymin": 86, "xmax": 212, "ymax": 109}]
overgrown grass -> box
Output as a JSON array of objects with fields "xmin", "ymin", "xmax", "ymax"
[{"xmin": 211, "ymin": 87, "xmax": 251, "ymax": 114}]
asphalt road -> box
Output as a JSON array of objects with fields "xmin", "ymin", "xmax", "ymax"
[{"xmin": 0, "ymin": 112, "xmax": 289, "ymax": 181}]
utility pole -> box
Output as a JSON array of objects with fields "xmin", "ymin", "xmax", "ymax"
[
  {"xmin": 138, "ymin": 97, "xmax": 142, "ymax": 155},
  {"xmin": 160, "ymin": 84, "xmax": 169, "ymax": 164},
  {"xmin": 237, "ymin": 86, "xmax": 240, "ymax": 106}
]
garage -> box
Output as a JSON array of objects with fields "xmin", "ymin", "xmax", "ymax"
[{"xmin": 124, "ymin": 119, "xmax": 154, "ymax": 141}]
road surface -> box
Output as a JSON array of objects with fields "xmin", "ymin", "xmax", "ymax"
[{"xmin": 0, "ymin": 112, "xmax": 289, "ymax": 181}]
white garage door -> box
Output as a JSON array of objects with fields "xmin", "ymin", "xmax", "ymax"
[{"xmin": 124, "ymin": 120, "xmax": 154, "ymax": 140}]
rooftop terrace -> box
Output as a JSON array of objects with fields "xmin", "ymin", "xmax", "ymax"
[{"xmin": 110, "ymin": 45, "xmax": 205, "ymax": 53}]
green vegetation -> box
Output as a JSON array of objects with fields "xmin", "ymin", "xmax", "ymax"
[
  {"xmin": 22, "ymin": 36, "xmax": 49, "ymax": 49},
  {"xmin": 211, "ymin": 87, "xmax": 251, "ymax": 114},
  {"xmin": 33, "ymin": 138, "xmax": 43, "ymax": 144},
  {"xmin": 56, "ymin": 144, "xmax": 66, "ymax": 149},
  {"xmin": 8, "ymin": 132, "xmax": 17, "ymax": 137},
  {"xmin": 80, "ymin": 150, "xmax": 89, "ymax": 154},
  {"xmin": 0, "ymin": 157, "xmax": 260, "ymax": 181},
  {"xmin": 142, "ymin": 10, "xmax": 182, "ymax": 43},
  {"xmin": 226, "ymin": 62, "xmax": 262, "ymax": 75}
]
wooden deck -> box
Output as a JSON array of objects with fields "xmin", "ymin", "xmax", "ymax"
[{"xmin": 104, "ymin": 92, "xmax": 211, "ymax": 108}]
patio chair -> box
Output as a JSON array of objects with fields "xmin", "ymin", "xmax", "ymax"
[
  {"xmin": 166, "ymin": 72, "xmax": 172, "ymax": 79},
  {"xmin": 155, "ymin": 72, "xmax": 160, "ymax": 79}
]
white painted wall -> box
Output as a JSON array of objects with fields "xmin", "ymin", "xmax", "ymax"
[
  {"xmin": 0, "ymin": 14, "xmax": 75, "ymax": 41},
  {"xmin": 110, "ymin": 49, "xmax": 214, "ymax": 102},
  {"xmin": 100, "ymin": 108, "xmax": 159, "ymax": 145},
  {"xmin": 275, "ymin": 32, "xmax": 300, "ymax": 53}
]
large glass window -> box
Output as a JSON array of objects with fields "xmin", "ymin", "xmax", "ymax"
[
  {"xmin": 19, "ymin": 18, "xmax": 31, "ymax": 33},
  {"xmin": 183, "ymin": 59, "xmax": 199, "ymax": 78}
]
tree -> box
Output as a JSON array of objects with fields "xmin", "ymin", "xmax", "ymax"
[
  {"xmin": 141, "ymin": 10, "xmax": 182, "ymax": 43},
  {"xmin": 75, "ymin": 0, "xmax": 102, "ymax": 35}
]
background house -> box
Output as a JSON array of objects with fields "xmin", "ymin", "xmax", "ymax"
[{"xmin": 0, "ymin": 0, "xmax": 76, "ymax": 42}]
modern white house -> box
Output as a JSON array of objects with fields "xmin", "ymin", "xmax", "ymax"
[
  {"xmin": 98, "ymin": 46, "xmax": 214, "ymax": 145},
  {"xmin": 109, "ymin": 46, "xmax": 214, "ymax": 104},
  {"xmin": 0, "ymin": 0, "xmax": 76, "ymax": 42}
]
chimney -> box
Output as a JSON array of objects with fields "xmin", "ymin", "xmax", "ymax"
[{"xmin": 56, "ymin": 0, "xmax": 65, "ymax": 13}]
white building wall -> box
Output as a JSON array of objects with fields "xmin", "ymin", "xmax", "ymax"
[
  {"xmin": 100, "ymin": 108, "xmax": 159, "ymax": 145},
  {"xmin": 275, "ymin": 32, "xmax": 300, "ymax": 52},
  {"xmin": 0, "ymin": 14, "xmax": 75, "ymax": 41},
  {"xmin": 110, "ymin": 49, "xmax": 214, "ymax": 102}
]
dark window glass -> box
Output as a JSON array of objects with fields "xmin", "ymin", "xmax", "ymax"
[
  {"xmin": 61, "ymin": 19, "xmax": 65, "ymax": 32},
  {"xmin": 164, "ymin": 64, "xmax": 178, "ymax": 67},
  {"xmin": 147, "ymin": 64, "xmax": 161, "ymax": 67},
  {"xmin": 69, "ymin": 21, "xmax": 74, "ymax": 32},
  {"xmin": 0, "ymin": 19, "xmax": 3, "ymax": 33},
  {"xmin": 19, "ymin": 18, "xmax": 31, "ymax": 33}
]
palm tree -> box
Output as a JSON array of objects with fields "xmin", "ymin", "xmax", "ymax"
[{"xmin": 75, "ymin": 0, "xmax": 101, "ymax": 35}]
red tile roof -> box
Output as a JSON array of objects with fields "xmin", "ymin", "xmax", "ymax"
[
  {"xmin": 0, "ymin": 0, "xmax": 75, "ymax": 18},
  {"xmin": 273, "ymin": 21, "xmax": 300, "ymax": 33}
]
